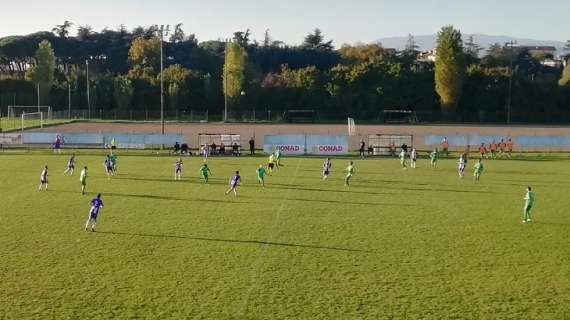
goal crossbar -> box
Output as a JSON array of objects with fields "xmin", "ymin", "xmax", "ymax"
[{"xmin": 8, "ymin": 106, "xmax": 52, "ymax": 119}]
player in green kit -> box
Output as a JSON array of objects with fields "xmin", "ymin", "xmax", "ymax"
[
  {"xmin": 110, "ymin": 153, "xmax": 118, "ymax": 174},
  {"xmin": 345, "ymin": 161, "xmax": 355, "ymax": 187},
  {"xmin": 199, "ymin": 163, "xmax": 211, "ymax": 183},
  {"xmin": 522, "ymin": 186, "xmax": 535, "ymax": 223},
  {"xmin": 256, "ymin": 165, "xmax": 267, "ymax": 188},
  {"xmin": 430, "ymin": 149, "xmax": 439, "ymax": 168},
  {"xmin": 80, "ymin": 166, "xmax": 88, "ymax": 195},
  {"xmin": 473, "ymin": 159, "xmax": 484, "ymax": 182}
]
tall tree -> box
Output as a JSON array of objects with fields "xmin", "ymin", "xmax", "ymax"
[
  {"xmin": 301, "ymin": 28, "xmax": 333, "ymax": 51},
  {"xmin": 223, "ymin": 42, "xmax": 247, "ymax": 102},
  {"xmin": 30, "ymin": 40, "xmax": 56, "ymax": 104},
  {"xmin": 127, "ymin": 37, "xmax": 161, "ymax": 79},
  {"xmin": 77, "ymin": 25, "xmax": 93, "ymax": 41},
  {"xmin": 114, "ymin": 75, "xmax": 134, "ymax": 112},
  {"xmin": 435, "ymin": 25, "xmax": 466, "ymax": 120},
  {"xmin": 404, "ymin": 34, "xmax": 419, "ymax": 54},
  {"xmin": 464, "ymin": 35, "xmax": 482, "ymax": 58},
  {"xmin": 232, "ymin": 29, "xmax": 251, "ymax": 47},
  {"xmin": 52, "ymin": 21, "xmax": 73, "ymax": 38},
  {"xmin": 170, "ymin": 23, "xmax": 185, "ymax": 43},
  {"xmin": 560, "ymin": 63, "xmax": 570, "ymax": 86}
]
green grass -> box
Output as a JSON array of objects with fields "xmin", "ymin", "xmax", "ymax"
[
  {"xmin": 0, "ymin": 117, "xmax": 73, "ymax": 132},
  {"xmin": 1, "ymin": 151, "xmax": 569, "ymax": 319}
]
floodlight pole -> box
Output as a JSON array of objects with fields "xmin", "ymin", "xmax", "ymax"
[
  {"xmin": 505, "ymin": 41, "xmax": 517, "ymax": 125},
  {"xmin": 37, "ymin": 83, "xmax": 40, "ymax": 110},
  {"xmin": 68, "ymin": 83, "xmax": 71, "ymax": 119},
  {"xmin": 223, "ymin": 44, "xmax": 228, "ymax": 122},
  {"xmin": 158, "ymin": 25, "xmax": 170, "ymax": 135},
  {"xmin": 86, "ymin": 60, "xmax": 90, "ymax": 119}
]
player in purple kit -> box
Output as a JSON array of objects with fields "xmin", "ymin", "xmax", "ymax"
[
  {"xmin": 225, "ymin": 171, "xmax": 241, "ymax": 197},
  {"xmin": 85, "ymin": 194, "xmax": 104, "ymax": 232},
  {"xmin": 174, "ymin": 158, "xmax": 183, "ymax": 180},
  {"xmin": 38, "ymin": 165, "xmax": 48, "ymax": 191},
  {"xmin": 104, "ymin": 155, "xmax": 114, "ymax": 179}
]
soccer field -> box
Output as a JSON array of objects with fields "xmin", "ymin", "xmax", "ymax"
[{"xmin": 1, "ymin": 151, "xmax": 569, "ymax": 319}]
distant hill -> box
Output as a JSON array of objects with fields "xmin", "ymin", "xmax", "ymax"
[{"xmin": 378, "ymin": 34, "xmax": 567, "ymax": 55}]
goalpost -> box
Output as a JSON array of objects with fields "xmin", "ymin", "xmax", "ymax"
[
  {"xmin": 347, "ymin": 117, "xmax": 356, "ymax": 136},
  {"xmin": 21, "ymin": 112, "xmax": 44, "ymax": 131},
  {"xmin": 8, "ymin": 106, "xmax": 52, "ymax": 119}
]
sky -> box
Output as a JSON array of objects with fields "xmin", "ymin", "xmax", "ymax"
[{"xmin": 1, "ymin": 0, "xmax": 568, "ymax": 46}]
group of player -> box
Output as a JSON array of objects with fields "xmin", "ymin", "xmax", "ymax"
[
  {"xmin": 394, "ymin": 147, "xmax": 485, "ymax": 182},
  {"xmin": 478, "ymin": 139, "xmax": 514, "ymax": 159},
  {"xmin": 37, "ymin": 138, "xmax": 535, "ymax": 232}
]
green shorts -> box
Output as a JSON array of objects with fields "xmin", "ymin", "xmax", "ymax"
[{"xmin": 80, "ymin": 180, "xmax": 86, "ymax": 186}]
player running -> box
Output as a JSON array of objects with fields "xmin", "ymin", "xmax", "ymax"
[
  {"xmin": 256, "ymin": 165, "xmax": 267, "ymax": 188},
  {"xmin": 522, "ymin": 187, "xmax": 535, "ymax": 223},
  {"xmin": 110, "ymin": 153, "xmax": 118, "ymax": 174},
  {"xmin": 399, "ymin": 149, "xmax": 407, "ymax": 169},
  {"xmin": 174, "ymin": 158, "xmax": 183, "ymax": 180},
  {"xmin": 64, "ymin": 154, "xmax": 76, "ymax": 175},
  {"xmin": 268, "ymin": 154, "xmax": 276, "ymax": 175},
  {"xmin": 199, "ymin": 163, "xmax": 211, "ymax": 183},
  {"xmin": 473, "ymin": 159, "xmax": 484, "ymax": 182},
  {"xmin": 225, "ymin": 171, "xmax": 241, "ymax": 197},
  {"xmin": 322, "ymin": 158, "xmax": 332, "ymax": 180},
  {"xmin": 80, "ymin": 167, "xmax": 88, "ymax": 195},
  {"xmin": 410, "ymin": 148, "xmax": 417, "ymax": 169},
  {"xmin": 430, "ymin": 149, "xmax": 439, "ymax": 168},
  {"xmin": 104, "ymin": 155, "xmax": 114, "ymax": 179},
  {"xmin": 345, "ymin": 161, "xmax": 355, "ymax": 187},
  {"xmin": 458, "ymin": 154, "xmax": 467, "ymax": 178},
  {"xmin": 38, "ymin": 165, "xmax": 48, "ymax": 191},
  {"xmin": 274, "ymin": 149, "xmax": 282, "ymax": 169},
  {"xmin": 85, "ymin": 194, "xmax": 104, "ymax": 232}
]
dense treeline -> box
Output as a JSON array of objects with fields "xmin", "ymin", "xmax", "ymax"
[{"xmin": 0, "ymin": 22, "xmax": 569, "ymax": 123}]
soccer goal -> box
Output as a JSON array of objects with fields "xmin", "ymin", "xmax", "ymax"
[
  {"xmin": 8, "ymin": 106, "xmax": 52, "ymax": 119},
  {"xmin": 21, "ymin": 112, "xmax": 45, "ymax": 130}
]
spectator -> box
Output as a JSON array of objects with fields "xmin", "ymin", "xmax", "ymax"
[
  {"xmin": 249, "ymin": 137, "xmax": 255, "ymax": 155},
  {"xmin": 219, "ymin": 143, "xmax": 226, "ymax": 155},
  {"xmin": 442, "ymin": 137, "xmax": 449, "ymax": 156},
  {"xmin": 359, "ymin": 140, "xmax": 366, "ymax": 158},
  {"xmin": 402, "ymin": 143, "xmax": 408, "ymax": 153},
  {"xmin": 211, "ymin": 142, "xmax": 217, "ymax": 156},
  {"xmin": 232, "ymin": 143, "xmax": 240, "ymax": 156},
  {"xmin": 181, "ymin": 143, "xmax": 191, "ymax": 155},
  {"xmin": 367, "ymin": 145, "xmax": 373, "ymax": 156},
  {"xmin": 389, "ymin": 142, "xmax": 396, "ymax": 157},
  {"xmin": 173, "ymin": 142, "xmax": 180, "ymax": 154}
]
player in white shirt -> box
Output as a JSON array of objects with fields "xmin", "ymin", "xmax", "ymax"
[{"xmin": 410, "ymin": 148, "xmax": 418, "ymax": 169}]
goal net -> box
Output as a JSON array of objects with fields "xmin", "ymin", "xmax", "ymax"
[
  {"xmin": 21, "ymin": 112, "xmax": 44, "ymax": 130},
  {"xmin": 8, "ymin": 106, "xmax": 52, "ymax": 119},
  {"xmin": 348, "ymin": 118, "xmax": 356, "ymax": 136}
]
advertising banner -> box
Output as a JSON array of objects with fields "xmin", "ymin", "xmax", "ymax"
[
  {"xmin": 0, "ymin": 133, "xmax": 23, "ymax": 144},
  {"xmin": 264, "ymin": 135, "xmax": 305, "ymax": 155},
  {"xmin": 306, "ymin": 135, "xmax": 348, "ymax": 155}
]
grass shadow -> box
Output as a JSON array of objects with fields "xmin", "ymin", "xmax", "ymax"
[{"xmin": 96, "ymin": 230, "xmax": 366, "ymax": 253}]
